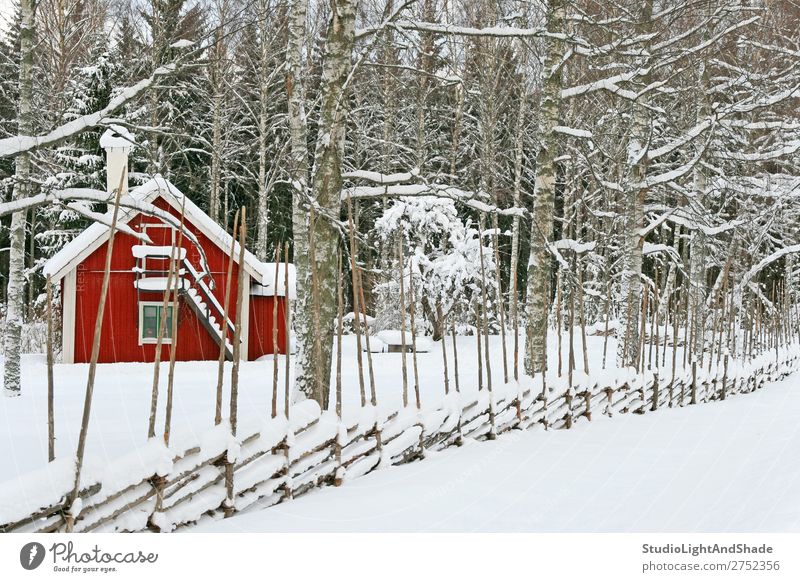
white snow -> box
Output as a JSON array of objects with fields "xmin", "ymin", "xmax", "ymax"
[
  {"xmin": 376, "ymin": 330, "xmax": 433, "ymax": 352},
  {"xmin": 2, "ymin": 332, "xmax": 799, "ymax": 532},
  {"xmin": 99, "ymin": 126, "xmax": 136, "ymax": 150},
  {"xmin": 251, "ymin": 262, "xmax": 296, "ymax": 298},
  {"xmin": 170, "ymin": 39, "xmax": 194, "ymax": 49},
  {"xmin": 193, "ymin": 372, "xmax": 800, "ymax": 532},
  {"xmin": 135, "ymin": 275, "xmax": 195, "ymax": 294},
  {"xmin": 131, "ymin": 245, "xmax": 187, "ymax": 260}
]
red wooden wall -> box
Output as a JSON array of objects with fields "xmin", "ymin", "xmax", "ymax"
[{"xmin": 248, "ymin": 296, "xmax": 288, "ymax": 360}]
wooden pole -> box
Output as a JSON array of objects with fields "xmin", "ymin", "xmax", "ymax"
[
  {"xmin": 230, "ymin": 207, "xmax": 247, "ymax": 436},
  {"xmin": 492, "ymin": 224, "xmax": 508, "ymax": 384},
  {"xmin": 451, "ymin": 317, "xmax": 461, "ymax": 393},
  {"xmin": 477, "ymin": 221, "xmax": 495, "ymax": 438},
  {"xmin": 511, "ymin": 226, "xmax": 520, "ymax": 382},
  {"xmin": 346, "ymin": 196, "xmax": 366, "ymax": 407},
  {"xmin": 671, "ymin": 292, "xmax": 679, "ymax": 406},
  {"xmin": 477, "ymin": 221, "xmax": 493, "ymax": 395},
  {"xmin": 357, "ymin": 268, "xmax": 377, "ymax": 407},
  {"xmin": 441, "ymin": 313, "xmax": 451, "ymax": 395},
  {"xmin": 397, "ymin": 238, "xmax": 409, "ymax": 408},
  {"xmin": 637, "ymin": 287, "xmax": 649, "ymax": 374},
  {"xmin": 148, "ymin": 197, "xmax": 187, "ymax": 437},
  {"xmin": 284, "ymin": 243, "xmax": 291, "ymax": 418},
  {"xmin": 224, "ymin": 207, "xmax": 247, "ymax": 518},
  {"xmin": 649, "ymin": 266, "xmax": 659, "ymax": 370},
  {"xmin": 568, "ymin": 279, "xmax": 575, "ymax": 389},
  {"xmin": 578, "ymin": 260, "xmax": 589, "ymax": 375},
  {"xmin": 163, "ymin": 197, "xmax": 189, "ymax": 447},
  {"xmin": 65, "ymin": 168, "xmax": 126, "ymax": 531},
  {"xmin": 556, "ymin": 271, "xmax": 563, "ymax": 377},
  {"xmin": 147, "ymin": 245, "xmax": 177, "ymax": 438},
  {"xmin": 475, "ymin": 301, "xmax": 484, "ymax": 391},
  {"xmin": 215, "ymin": 209, "xmax": 240, "ymax": 426},
  {"xmin": 334, "ymin": 248, "xmax": 344, "ymax": 485},
  {"xmin": 408, "ymin": 258, "xmax": 422, "ymax": 411},
  {"xmin": 601, "ymin": 278, "xmax": 612, "ymax": 369},
  {"xmin": 46, "ymin": 275, "xmax": 55, "ymax": 462},
  {"xmin": 272, "ymin": 246, "xmax": 281, "ymax": 418},
  {"xmin": 683, "ymin": 289, "xmax": 691, "ymax": 369},
  {"xmin": 357, "ymin": 261, "xmax": 381, "ymax": 453}
]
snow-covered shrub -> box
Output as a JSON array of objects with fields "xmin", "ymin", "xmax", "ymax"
[{"xmin": 373, "ymin": 196, "xmax": 499, "ymax": 339}]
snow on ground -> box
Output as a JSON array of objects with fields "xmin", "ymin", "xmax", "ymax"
[
  {"xmin": 192, "ymin": 373, "xmax": 800, "ymax": 532},
  {"xmin": 3, "ymin": 330, "xmax": 797, "ymax": 532}
]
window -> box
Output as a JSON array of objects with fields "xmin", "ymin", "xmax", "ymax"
[{"xmin": 139, "ymin": 302, "xmax": 174, "ymax": 344}]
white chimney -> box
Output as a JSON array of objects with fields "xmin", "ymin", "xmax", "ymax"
[{"xmin": 99, "ymin": 126, "xmax": 135, "ymax": 195}]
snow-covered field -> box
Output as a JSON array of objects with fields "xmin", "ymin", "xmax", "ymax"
[
  {"xmin": 2, "ymin": 332, "xmax": 798, "ymax": 532},
  {"xmin": 193, "ymin": 373, "xmax": 800, "ymax": 532}
]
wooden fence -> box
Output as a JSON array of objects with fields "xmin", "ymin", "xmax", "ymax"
[{"xmin": 2, "ymin": 345, "xmax": 798, "ymax": 533}]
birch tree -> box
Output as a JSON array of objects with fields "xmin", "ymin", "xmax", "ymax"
[
  {"xmin": 286, "ymin": 0, "xmax": 312, "ymax": 400},
  {"xmin": 3, "ymin": 0, "xmax": 35, "ymax": 396},
  {"xmin": 523, "ymin": 0, "xmax": 563, "ymax": 376}
]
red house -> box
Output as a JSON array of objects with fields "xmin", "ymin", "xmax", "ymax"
[{"xmin": 42, "ymin": 129, "xmax": 294, "ymax": 364}]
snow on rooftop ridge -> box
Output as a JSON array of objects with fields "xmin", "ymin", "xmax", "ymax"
[{"xmin": 99, "ymin": 125, "xmax": 136, "ymax": 149}]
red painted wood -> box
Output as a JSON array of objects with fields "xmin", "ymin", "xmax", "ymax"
[
  {"xmin": 248, "ymin": 296, "xmax": 288, "ymax": 360},
  {"xmin": 70, "ymin": 195, "xmax": 287, "ymax": 363}
]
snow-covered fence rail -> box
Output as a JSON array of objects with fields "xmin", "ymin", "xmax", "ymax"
[{"xmin": 2, "ymin": 345, "xmax": 798, "ymax": 533}]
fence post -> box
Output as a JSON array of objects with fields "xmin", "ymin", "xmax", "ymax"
[{"xmin": 46, "ymin": 275, "xmax": 55, "ymax": 462}]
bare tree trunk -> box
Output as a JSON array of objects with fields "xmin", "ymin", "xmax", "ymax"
[
  {"xmin": 524, "ymin": 0, "xmax": 564, "ymax": 376},
  {"xmin": 294, "ymin": 0, "xmax": 358, "ymax": 406}
]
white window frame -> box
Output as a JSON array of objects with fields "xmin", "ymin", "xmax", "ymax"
[{"xmin": 138, "ymin": 301, "xmax": 175, "ymax": 345}]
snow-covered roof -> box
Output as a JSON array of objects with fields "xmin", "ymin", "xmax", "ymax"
[
  {"xmin": 251, "ymin": 263, "xmax": 297, "ymax": 300},
  {"xmin": 42, "ymin": 176, "xmax": 289, "ymax": 295}
]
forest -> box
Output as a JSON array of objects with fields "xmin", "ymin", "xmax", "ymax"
[{"xmin": 0, "ymin": 0, "xmax": 798, "ymax": 411}]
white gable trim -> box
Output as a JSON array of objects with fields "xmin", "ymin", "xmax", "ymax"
[
  {"xmin": 43, "ymin": 176, "xmax": 267, "ymax": 285},
  {"xmin": 61, "ymin": 269, "xmax": 76, "ymax": 364}
]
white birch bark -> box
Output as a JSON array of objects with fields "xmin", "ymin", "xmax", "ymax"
[
  {"xmin": 296, "ymin": 0, "xmax": 359, "ymax": 405},
  {"xmin": 287, "ymin": 0, "xmax": 312, "ymax": 400},
  {"xmin": 615, "ymin": 0, "xmax": 653, "ymax": 369},
  {"xmin": 208, "ymin": 17, "xmax": 228, "ymax": 223},
  {"xmin": 523, "ymin": 0, "xmax": 564, "ymax": 376},
  {"xmin": 3, "ymin": 0, "xmax": 35, "ymax": 396},
  {"xmin": 255, "ymin": 0, "xmax": 272, "ymax": 260}
]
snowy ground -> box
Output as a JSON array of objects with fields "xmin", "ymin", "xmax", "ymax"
[
  {"xmin": 193, "ymin": 373, "xmax": 800, "ymax": 532},
  {"xmin": 2, "ymin": 332, "xmax": 798, "ymax": 532}
]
